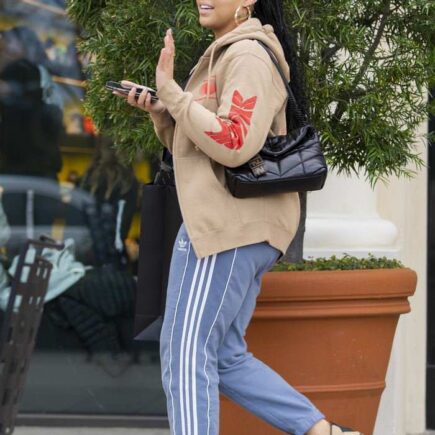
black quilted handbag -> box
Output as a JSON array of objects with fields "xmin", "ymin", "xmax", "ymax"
[{"xmin": 224, "ymin": 39, "xmax": 328, "ymax": 198}]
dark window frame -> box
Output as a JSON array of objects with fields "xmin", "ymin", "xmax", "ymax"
[{"xmin": 427, "ymin": 87, "xmax": 435, "ymax": 429}]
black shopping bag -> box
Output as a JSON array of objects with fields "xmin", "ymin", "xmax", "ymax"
[{"xmin": 133, "ymin": 148, "xmax": 183, "ymax": 341}]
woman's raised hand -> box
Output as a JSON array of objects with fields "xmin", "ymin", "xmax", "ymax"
[
  {"xmin": 156, "ymin": 28, "xmax": 175, "ymax": 91},
  {"xmin": 112, "ymin": 28, "xmax": 175, "ymax": 115}
]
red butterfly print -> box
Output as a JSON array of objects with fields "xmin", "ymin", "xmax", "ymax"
[{"xmin": 204, "ymin": 89, "xmax": 257, "ymax": 150}]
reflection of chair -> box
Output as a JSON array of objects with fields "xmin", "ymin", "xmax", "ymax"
[{"xmin": 0, "ymin": 236, "xmax": 63, "ymax": 435}]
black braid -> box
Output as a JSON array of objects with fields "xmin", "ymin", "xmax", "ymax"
[{"xmin": 253, "ymin": 0, "xmax": 310, "ymax": 128}]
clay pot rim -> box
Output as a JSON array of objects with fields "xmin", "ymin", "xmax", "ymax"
[
  {"xmin": 262, "ymin": 267, "xmax": 417, "ymax": 300},
  {"xmin": 268, "ymin": 266, "xmax": 413, "ymax": 274}
]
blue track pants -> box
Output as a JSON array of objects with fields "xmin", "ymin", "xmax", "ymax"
[{"xmin": 160, "ymin": 223, "xmax": 325, "ymax": 435}]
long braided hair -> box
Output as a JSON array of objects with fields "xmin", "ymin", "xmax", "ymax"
[{"xmin": 252, "ymin": 0, "xmax": 309, "ymax": 127}]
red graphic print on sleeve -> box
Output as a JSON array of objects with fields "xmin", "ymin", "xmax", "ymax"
[{"xmin": 204, "ymin": 89, "xmax": 257, "ymax": 150}]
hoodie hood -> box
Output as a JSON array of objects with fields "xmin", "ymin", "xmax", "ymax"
[{"xmin": 191, "ymin": 17, "xmax": 290, "ymax": 103}]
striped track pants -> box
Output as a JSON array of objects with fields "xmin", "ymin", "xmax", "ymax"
[{"xmin": 159, "ymin": 222, "xmax": 325, "ymax": 435}]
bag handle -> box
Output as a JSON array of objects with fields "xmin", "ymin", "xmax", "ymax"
[{"xmin": 250, "ymin": 39, "xmax": 308, "ymax": 127}]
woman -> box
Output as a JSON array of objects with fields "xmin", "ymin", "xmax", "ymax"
[
  {"xmin": 114, "ymin": 1, "xmax": 362, "ymax": 434},
  {"xmin": 80, "ymin": 134, "xmax": 139, "ymax": 267}
]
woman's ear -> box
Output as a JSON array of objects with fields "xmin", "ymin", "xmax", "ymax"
[{"xmin": 244, "ymin": 0, "xmax": 257, "ymax": 7}]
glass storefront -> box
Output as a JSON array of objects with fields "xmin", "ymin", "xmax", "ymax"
[{"xmin": 0, "ymin": 0, "xmax": 166, "ymax": 421}]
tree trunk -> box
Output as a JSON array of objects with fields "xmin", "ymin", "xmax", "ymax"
[{"xmin": 282, "ymin": 191, "xmax": 306, "ymax": 263}]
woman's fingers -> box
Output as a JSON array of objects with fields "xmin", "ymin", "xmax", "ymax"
[
  {"xmin": 112, "ymin": 78, "xmax": 166, "ymax": 113},
  {"xmin": 144, "ymin": 92, "xmax": 152, "ymax": 109},
  {"xmin": 168, "ymin": 28, "xmax": 175, "ymax": 53},
  {"xmin": 121, "ymin": 80, "xmax": 141, "ymax": 89},
  {"xmin": 114, "ymin": 85, "xmax": 165, "ymax": 114},
  {"xmin": 164, "ymin": 28, "xmax": 174, "ymax": 52},
  {"xmin": 112, "ymin": 90, "xmax": 127, "ymax": 99},
  {"xmin": 125, "ymin": 86, "xmax": 153, "ymax": 112},
  {"xmin": 137, "ymin": 87, "xmax": 149, "ymax": 106},
  {"xmin": 157, "ymin": 30, "xmax": 174, "ymax": 73},
  {"xmin": 156, "ymin": 28, "xmax": 175, "ymax": 91},
  {"xmin": 163, "ymin": 31, "xmax": 174, "ymax": 65},
  {"xmin": 127, "ymin": 87, "xmax": 137, "ymax": 106},
  {"xmin": 159, "ymin": 47, "xmax": 172, "ymax": 73},
  {"xmin": 157, "ymin": 48, "xmax": 164, "ymax": 70}
]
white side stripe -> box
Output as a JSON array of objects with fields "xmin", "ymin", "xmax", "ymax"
[
  {"xmin": 179, "ymin": 256, "xmax": 202, "ymax": 435},
  {"xmin": 185, "ymin": 256, "xmax": 209, "ymax": 435},
  {"xmin": 204, "ymin": 249, "xmax": 238, "ymax": 435},
  {"xmin": 168, "ymin": 242, "xmax": 191, "ymax": 435},
  {"xmin": 192, "ymin": 254, "xmax": 217, "ymax": 435}
]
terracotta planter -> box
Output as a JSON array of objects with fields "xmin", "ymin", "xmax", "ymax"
[{"xmin": 220, "ymin": 268, "xmax": 417, "ymax": 435}]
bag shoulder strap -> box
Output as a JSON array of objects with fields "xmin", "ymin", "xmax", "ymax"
[{"xmin": 249, "ymin": 39, "xmax": 308, "ymax": 127}]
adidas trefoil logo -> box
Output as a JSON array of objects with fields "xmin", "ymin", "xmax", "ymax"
[{"xmin": 177, "ymin": 238, "xmax": 188, "ymax": 252}]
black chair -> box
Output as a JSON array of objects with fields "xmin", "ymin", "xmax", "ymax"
[{"xmin": 0, "ymin": 236, "xmax": 63, "ymax": 435}]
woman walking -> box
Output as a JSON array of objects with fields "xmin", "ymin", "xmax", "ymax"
[{"xmin": 114, "ymin": 1, "xmax": 363, "ymax": 434}]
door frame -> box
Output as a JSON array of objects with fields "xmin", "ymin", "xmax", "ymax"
[{"xmin": 427, "ymin": 87, "xmax": 435, "ymax": 429}]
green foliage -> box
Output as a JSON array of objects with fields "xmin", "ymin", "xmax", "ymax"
[
  {"xmin": 67, "ymin": 0, "xmax": 434, "ymax": 182},
  {"xmin": 67, "ymin": 0, "xmax": 106, "ymax": 33},
  {"xmin": 67, "ymin": 0, "xmax": 212, "ymax": 159},
  {"xmin": 272, "ymin": 253, "xmax": 404, "ymax": 271},
  {"xmin": 289, "ymin": 0, "xmax": 434, "ymax": 186}
]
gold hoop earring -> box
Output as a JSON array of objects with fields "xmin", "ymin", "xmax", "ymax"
[{"xmin": 234, "ymin": 5, "xmax": 252, "ymax": 26}]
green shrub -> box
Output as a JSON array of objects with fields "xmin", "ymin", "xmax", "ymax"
[
  {"xmin": 67, "ymin": 0, "xmax": 211, "ymax": 160},
  {"xmin": 272, "ymin": 253, "xmax": 404, "ymax": 271},
  {"xmin": 67, "ymin": 0, "xmax": 434, "ymax": 183}
]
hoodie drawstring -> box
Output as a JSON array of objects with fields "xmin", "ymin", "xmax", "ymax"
[{"xmin": 202, "ymin": 18, "xmax": 290, "ymax": 103}]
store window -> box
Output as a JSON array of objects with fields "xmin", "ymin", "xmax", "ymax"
[{"xmin": 0, "ymin": 0, "xmax": 165, "ymax": 420}]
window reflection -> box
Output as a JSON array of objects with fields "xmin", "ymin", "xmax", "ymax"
[
  {"xmin": 0, "ymin": 1, "xmax": 164, "ymax": 419},
  {"xmin": 0, "ymin": 28, "xmax": 64, "ymax": 179}
]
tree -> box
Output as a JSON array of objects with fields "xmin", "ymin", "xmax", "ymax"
[
  {"xmin": 67, "ymin": 0, "xmax": 434, "ymax": 260},
  {"xmin": 67, "ymin": 0, "xmax": 212, "ymax": 158}
]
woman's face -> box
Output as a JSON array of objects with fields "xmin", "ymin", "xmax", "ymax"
[{"xmin": 196, "ymin": 0, "xmax": 257, "ymax": 40}]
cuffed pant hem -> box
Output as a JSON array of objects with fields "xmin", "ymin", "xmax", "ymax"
[{"xmin": 294, "ymin": 410, "xmax": 327, "ymax": 435}]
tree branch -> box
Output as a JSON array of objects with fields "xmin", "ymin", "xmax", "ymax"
[
  {"xmin": 321, "ymin": 44, "xmax": 342, "ymax": 65},
  {"xmin": 333, "ymin": 0, "xmax": 392, "ymax": 122}
]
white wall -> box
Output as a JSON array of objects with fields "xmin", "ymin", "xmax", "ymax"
[{"xmin": 376, "ymin": 131, "xmax": 428, "ymax": 434}]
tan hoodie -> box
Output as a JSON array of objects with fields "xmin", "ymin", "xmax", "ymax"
[{"xmin": 151, "ymin": 17, "xmax": 300, "ymax": 260}]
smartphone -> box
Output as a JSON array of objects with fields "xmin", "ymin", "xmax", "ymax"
[{"xmin": 106, "ymin": 81, "xmax": 159, "ymax": 102}]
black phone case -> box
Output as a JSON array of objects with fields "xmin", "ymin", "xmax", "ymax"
[{"xmin": 106, "ymin": 81, "xmax": 158, "ymax": 101}]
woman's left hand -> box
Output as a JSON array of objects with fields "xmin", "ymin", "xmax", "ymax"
[{"xmin": 156, "ymin": 28, "xmax": 176, "ymax": 92}]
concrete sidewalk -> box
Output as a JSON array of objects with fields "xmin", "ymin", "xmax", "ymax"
[
  {"xmin": 12, "ymin": 428, "xmax": 435, "ymax": 435},
  {"xmin": 14, "ymin": 429, "xmax": 170, "ymax": 435}
]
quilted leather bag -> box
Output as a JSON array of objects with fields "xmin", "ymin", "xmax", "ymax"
[{"xmin": 224, "ymin": 39, "xmax": 328, "ymax": 198}]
